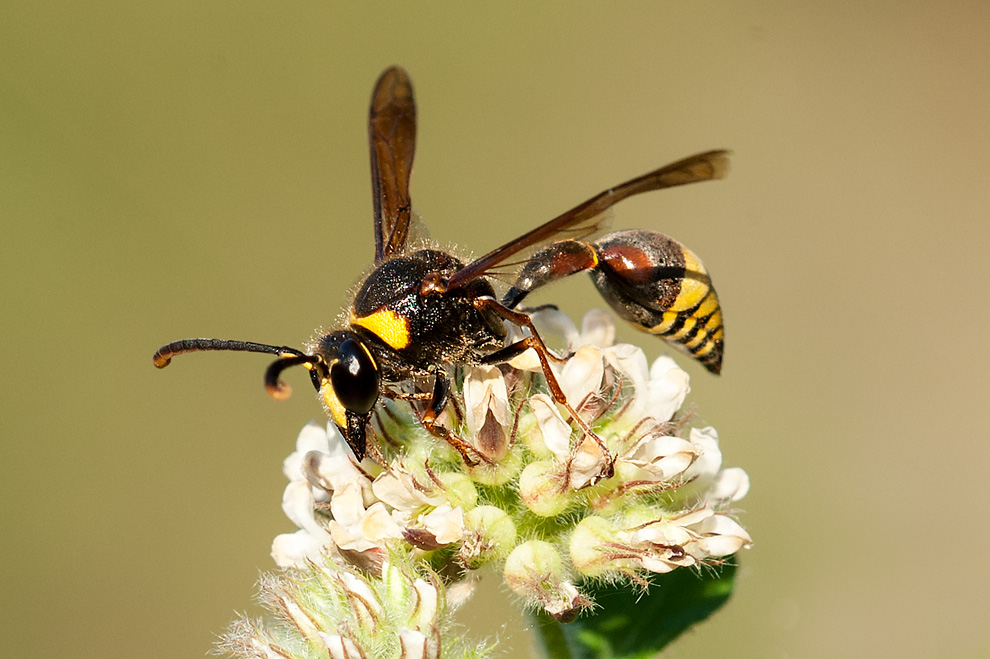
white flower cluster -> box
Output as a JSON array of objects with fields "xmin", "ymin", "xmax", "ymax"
[
  {"xmin": 270, "ymin": 309, "xmax": 750, "ymax": 622},
  {"xmin": 225, "ymin": 310, "xmax": 750, "ymax": 656},
  {"xmin": 273, "ymin": 421, "xmax": 481, "ymax": 575}
]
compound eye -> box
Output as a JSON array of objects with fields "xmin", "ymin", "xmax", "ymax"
[{"xmin": 329, "ymin": 338, "xmax": 379, "ymax": 414}]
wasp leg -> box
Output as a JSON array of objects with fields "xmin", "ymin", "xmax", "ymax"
[
  {"xmin": 361, "ymin": 421, "xmax": 388, "ymax": 467},
  {"xmin": 519, "ymin": 303, "xmax": 559, "ymax": 313},
  {"xmin": 473, "ymin": 297, "xmax": 615, "ymax": 480},
  {"xmin": 382, "ymin": 390, "xmax": 434, "ymax": 402},
  {"xmin": 411, "ymin": 370, "xmax": 490, "ymax": 467},
  {"xmin": 478, "ymin": 334, "xmax": 552, "ymax": 365}
]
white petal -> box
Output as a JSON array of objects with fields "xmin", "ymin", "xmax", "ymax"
[
  {"xmin": 604, "ymin": 342, "xmax": 649, "ymax": 402},
  {"xmin": 462, "ymin": 365, "xmax": 510, "ymax": 436},
  {"xmin": 282, "ymin": 422, "xmax": 330, "ymax": 480},
  {"xmin": 684, "ymin": 426, "xmax": 723, "ymax": 483},
  {"xmin": 304, "ymin": 450, "xmax": 370, "ymax": 500},
  {"xmin": 327, "ymin": 500, "xmax": 400, "ymax": 553},
  {"xmin": 630, "ymin": 435, "xmax": 694, "ymax": 462},
  {"xmin": 629, "ymin": 521, "xmax": 692, "ymax": 547},
  {"xmin": 271, "ymin": 529, "xmax": 328, "ymax": 568},
  {"xmin": 297, "ymin": 421, "xmax": 332, "ymax": 453},
  {"xmin": 320, "ymin": 633, "xmax": 363, "ymax": 659},
  {"xmin": 560, "ymin": 345, "xmax": 606, "ymax": 409},
  {"xmin": 372, "ymin": 468, "xmax": 443, "ymax": 511},
  {"xmin": 339, "ymin": 571, "xmax": 382, "ymax": 612},
  {"xmin": 529, "ymin": 393, "xmax": 572, "ymax": 458},
  {"xmin": 710, "ymin": 467, "xmax": 751, "ymax": 503},
  {"xmin": 688, "ymin": 516, "xmax": 752, "ymax": 557},
  {"xmin": 638, "ymin": 555, "xmax": 679, "ymax": 573},
  {"xmin": 359, "ymin": 502, "xmax": 403, "ymax": 542},
  {"xmin": 675, "ymin": 506, "xmax": 714, "ymax": 528},
  {"xmin": 327, "ymin": 521, "xmax": 376, "ymax": 552},
  {"xmin": 625, "ymin": 435, "xmax": 695, "ymax": 480},
  {"xmin": 647, "ymin": 356, "xmax": 690, "ymax": 422},
  {"xmin": 697, "ymin": 533, "xmax": 750, "ymax": 557},
  {"xmin": 579, "ymin": 309, "xmax": 615, "ymax": 348},
  {"xmin": 281, "ymin": 480, "xmax": 321, "ymax": 534},
  {"xmin": 398, "ymin": 629, "xmax": 439, "ymax": 659},
  {"xmin": 420, "ymin": 504, "xmax": 465, "ymax": 545},
  {"xmin": 329, "ymin": 481, "xmax": 367, "ymax": 526},
  {"xmin": 567, "ymin": 435, "xmax": 608, "ymax": 489},
  {"xmin": 654, "ymin": 453, "xmax": 696, "ymax": 480},
  {"xmin": 412, "ymin": 577, "xmax": 440, "ymax": 628},
  {"xmin": 445, "ymin": 574, "xmax": 479, "ymax": 608},
  {"xmin": 531, "ymin": 306, "xmax": 580, "ymax": 349},
  {"xmin": 692, "ymin": 513, "xmax": 750, "ymax": 539},
  {"xmin": 508, "ymin": 346, "xmax": 543, "ymax": 372},
  {"xmin": 323, "ymin": 421, "xmax": 355, "ymax": 458}
]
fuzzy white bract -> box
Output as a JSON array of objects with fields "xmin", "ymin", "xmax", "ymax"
[{"xmin": 225, "ymin": 310, "xmax": 750, "ymax": 657}]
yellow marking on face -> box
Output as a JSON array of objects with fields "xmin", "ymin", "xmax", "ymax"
[
  {"xmin": 351, "ymin": 309, "xmax": 411, "ymax": 350},
  {"xmin": 321, "ymin": 379, "xmax": 348, "ymax": 429}
]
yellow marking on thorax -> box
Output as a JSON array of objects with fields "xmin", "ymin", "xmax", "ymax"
[{"xmin": 350, "ymin": 309, "xmax": 411, "ymax": 350}]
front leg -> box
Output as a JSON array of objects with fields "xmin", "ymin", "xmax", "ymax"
[
  {"xmin": 473, "ymin": 297, "xmax": 615, "ymax": 480},
  {"xmin": 416, "ymin": 369, "xmax": 491, "ymax": 466}
]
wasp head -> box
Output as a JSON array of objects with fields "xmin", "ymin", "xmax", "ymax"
[{"xmin": 307, "ymin": 330, "xmax": 380, "ymax": 461}]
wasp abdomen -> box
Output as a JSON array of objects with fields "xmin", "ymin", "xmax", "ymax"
[
  {"xmin": 590, "ymin": 229, "xmax": 724, "ymax": 374},
  {"xmin": 502, "ymin": 241, "xmax": 599, "ymax": 310}
]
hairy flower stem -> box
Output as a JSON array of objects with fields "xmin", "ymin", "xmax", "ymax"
[{"xmin": 532, "ymin": 613, "xmax": 573, "ymax": 659}]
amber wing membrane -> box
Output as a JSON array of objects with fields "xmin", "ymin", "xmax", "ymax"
[
  {"xmin": 369, "ymin": 66, "xmax": 417, "ymax": 263},
  {"xmin": 445, "ymin": 150, "xmax": 729, "ymax": 291}
]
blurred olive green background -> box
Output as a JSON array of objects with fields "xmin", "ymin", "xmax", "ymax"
[{"xmin": 3, "ymin": 2, "xmax": 989, "ymax": 658}]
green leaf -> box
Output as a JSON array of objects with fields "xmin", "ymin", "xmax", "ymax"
[{"xmin": 531, "ymin": 563, "xmax": 738, "ymax": 659}]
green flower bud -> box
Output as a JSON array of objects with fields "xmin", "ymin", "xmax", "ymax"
[
  {"xmin": 503, "ymin": 540, "xmax": 590, "ymax": 621},
  {"xmin": 460, "ymin": 505, "xmax": 517, "ymax": 568},
  {"xmin": 519, "ymin": 460, "xmax": 570, "ymax": 517}
]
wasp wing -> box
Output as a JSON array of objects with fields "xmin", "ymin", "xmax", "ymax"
[
  {"xmin": 369, "ymin": 66, "xmax": 417, "ymax": 264},
  {"xmin": 445, "ymin": 150, "xmax": 730, "ymax": 291}
]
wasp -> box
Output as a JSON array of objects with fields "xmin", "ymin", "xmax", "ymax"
[{"xmin": 154, "ymin": 67, "xmax": 727, "ymax": 471}]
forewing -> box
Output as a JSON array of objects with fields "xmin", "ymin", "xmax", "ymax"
[
  {"xmin": 445, "ymin": 150, "xmax": 729, "ymax": 290},
  {"xmin": 369, "ymin": 66, "xmax": 417, "ymax": 263}
]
